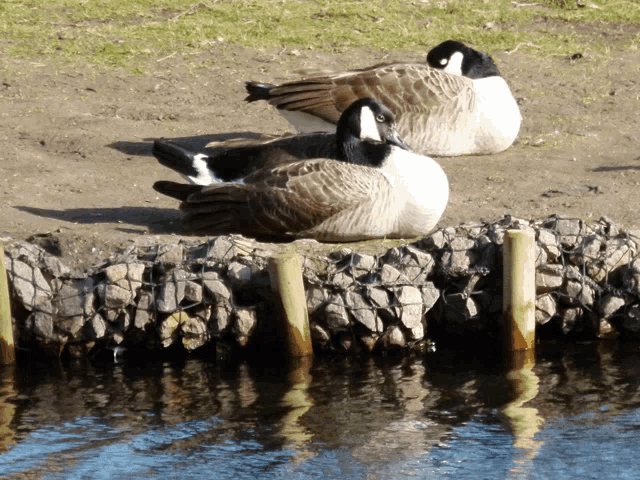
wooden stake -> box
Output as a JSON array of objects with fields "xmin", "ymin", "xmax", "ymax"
[
  {"xmin": 268, "ymin": 254, "xmax": 312, "ymax": 358},
  {"xmin": 503, "ymin": 230, "xmax": 536, "ymax": 352},
  {"xmin": 0, "ymin": 245, "xmax": 15, "ymax": 365}
]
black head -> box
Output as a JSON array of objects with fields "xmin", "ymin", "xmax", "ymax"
[
  {"xmin": 336, "ymin": 98, "xmax": 410, "ymax": 167},
  {"xmin": 426, "ymin": 40, "xmax": 501, "ymax": 79}
]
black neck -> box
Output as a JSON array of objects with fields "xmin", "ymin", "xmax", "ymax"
[{"xmin": 337, "ymin": 135, "xmax": 391, "ymax": 168}]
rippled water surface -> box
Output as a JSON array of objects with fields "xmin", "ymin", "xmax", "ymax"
[{"xmin": 2, "ymin": 341, "xmax": 640, "ymax": 479}]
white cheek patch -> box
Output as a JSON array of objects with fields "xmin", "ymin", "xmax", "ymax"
[
  {"xmin": 359, "ymin": 107, "xmax": 382, "ymax": 142},
  {"xmin": 442, "ymin": 51, "xmax": 463, "ymax": 77}
]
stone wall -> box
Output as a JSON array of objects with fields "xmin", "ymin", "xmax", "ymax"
[{"xmin": 5, "ymin": 215, "xmax": 640, "ymax": 359}]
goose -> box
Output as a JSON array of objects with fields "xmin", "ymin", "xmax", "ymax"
[
  {"xmin": 153, "ymin": 98, "xmax": 449, "ymax": 242},
  {"xmin": 244, "ymin": 39, "xmax": 521, "ymax": 156}
]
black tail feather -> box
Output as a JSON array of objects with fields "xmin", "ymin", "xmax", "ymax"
[
  {"xmin": 152, "ymin": 140, "xmax": 201, "ymax": 177},
  {"xmin": 153, "ymin": 180, "xmax": 201, "ymax": 202},
  {"xmin": 244, "ymin": 81, "xmax": 275, "ymax": 102}
]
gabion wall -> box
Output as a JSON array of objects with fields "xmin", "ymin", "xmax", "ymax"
[{"xmin": 5, "ymin": 215, "xmax": 640, "ymax": 359}]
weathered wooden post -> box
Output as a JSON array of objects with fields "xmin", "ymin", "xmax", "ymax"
[
  {"xmin": 0, "ymin": 245, "xmax": 15, "ymax": 365},
  {"xmin": 503, "ymin": 229, "xmax": 536, "ymax": 353},
  {"xmin": 268, "ymin": 253, "xmax": 312, "ymax": 358}
]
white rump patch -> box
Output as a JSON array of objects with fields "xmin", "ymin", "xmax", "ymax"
[
  {"xmin": 186, "ymin": 154, "xmax": 218, "ymax": 185},
  {"xmin": 442, "ymin": 51, "xmax": 464, "ymax": 77},
  {"xmin": 359, "ymin": 106, "xmax": 381, "ymax": 142}
]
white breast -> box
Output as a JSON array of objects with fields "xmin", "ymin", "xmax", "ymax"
[
  {"xmin": 471, "ymin": 76, "xmax": 522, "ymax": 151},
  {"xmin": 380, "ymin": 148, "xmax": 449, "ymax": 236}
]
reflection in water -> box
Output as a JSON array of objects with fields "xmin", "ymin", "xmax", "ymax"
[
  {"xmin": 0, "ymin": 365, "xmax": 16, "ymax": 452},
  {"xmin": 503, "ymin": 349, "xmax": 544, "ymax": 478},
  {"xmin": 1, "ymin": 342, "xmax": 640, "ymax": 478},
  {"xmin": 277, "ymin": 355, "xmax": 313, "ymax": 457}
]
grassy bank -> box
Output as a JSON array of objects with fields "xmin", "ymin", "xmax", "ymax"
[{"xmin": 1, "ymin": 0, "xmax": 639, "ymax": 68}]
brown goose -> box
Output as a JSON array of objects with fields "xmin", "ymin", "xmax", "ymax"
[
  {"xmin": 153, "ymin": 98, "xmax": 449, "ymax": 242},
  {"xmin": 244, "ymin": 40, "xmax": 521, "ymax": 157}
]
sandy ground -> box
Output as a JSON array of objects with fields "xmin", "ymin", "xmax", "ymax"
[{"xmin": 1, "ymin": 26, "xmax": 639, "ymax": 268}]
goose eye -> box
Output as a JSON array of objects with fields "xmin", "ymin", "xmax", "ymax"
[
  {"xmin": 440, "ymin": 58, "xmax": 448, "ymax": 66},
  {"xmin": 375, "ymin": 114, "xmax": 385, "ymax": 123}
]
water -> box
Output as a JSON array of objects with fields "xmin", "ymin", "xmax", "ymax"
[{"xmin": 2, "ymin": 341, "xmax": 640, "ymax": 479}]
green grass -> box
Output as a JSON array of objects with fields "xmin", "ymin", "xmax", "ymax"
[{"xmin": 1, "ymin": 0, "xmax": 638, "ymax": 69}]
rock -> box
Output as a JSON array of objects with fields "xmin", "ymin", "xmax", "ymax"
[
  {"xmin": 380, "ymin": 264, "xmax": 402, "ymax": 284},
  {"xmin": 104, "ymin": 263, "xmax": 145, "ymax": 292},
  {"xmin": 537, "ymin": 229, "xmax": 561, "ymax": 260},
  {"xmin": 328, "ymin": 247, "xmax": 352, "ymax": 261},
  {"xmin": 395, "ymin": 286, "xmax": 422, "ymax": 329},
  {"xmin": 202, "ymin": 272, "xmax": 232, "ymax": 303},
  {"xmin": 97, "ymin": 283, "xmax": 133, "ymax": 309},
  {"xmin": 443, "ymin": 293, "xmax": 480, "ymax": 330},
  {"xmin": 156, "ymin": 244, "xmax": 184, "ymax": 268},
  {"xmin": 59, "ymin": 315, "xmax": 84, "ymax": 338},
  {"xmin": 536, "ymin": 264, "xmax": 564, "ymax": 292},
  {"xmin": 563, "ymin": 279, "xmax": 595, "ymax": 307},
  {"xmin": 623, "ymin": 304, "xmax": 640, "ymax": 334},
  {"xmin": 351, "ymin": 252, "xmax": 376, "ymax": 272},
  {"xmin": 599, "ymin": 318, "xmax": 616, "ymax": 337},
  {"xmin": 310, "ymin": 323, "xmax": 330, "ymax": 348},
  {"xmin": 182, "ymin": 316, "xmax": 209, "ymax": 351},
  {"xmin": 159, "ymin": 312, "xmax": 184, "ymax": 348},
  {"xmin": 7, "ymin": 257, "xmax": 53, "ymax": 311},
  {"xmin": 306, "ymin": 286, "xmax": 326, "ymax": 315},
  {"xmin": 535, "ymin": 244, "xmax": 548, "ymax": 267},
  {"xmin": 552, "ymin": 217, "xmax": 584, "ymax": 247},
  {"xmin": 87, "ymin": 313, "xmax": 107, "ymax": 340},
  {"xmin": 337, "ymin": 332, "xmax": 355, "ymax": 352},
  {"xmin": 345, "ymin": 290, "xmax": 377, "ymax": 331},
  {"xmin": 183, "ymin": 280, "xmax": 203, "ymax": 304},
  {"xmin": 422, "ymin": 227, "xmax": 452, "ymax": 249},
  {"xmin": 366, "ymin": 287, "xmax": 394, "ymax": 319},
  {"xmin": 211, "ymin": 305, "xmax": 231, "ymax": 334},
  {"xmin": 622, "ymin": 257, "xmax": 640, "ymax": 294},
  {"xmin": 560, "ymin": 307, "xmax": 582, "ymax": 334},
  {"xmin": 379, "ymin": 326, "xmax": 406, "ymax": 350},
  {"xmin": 107, "ymin": 310, "xmax": 131, "ymax": 334},
  {"xmin": 359, "ymin": 335, "xmax": 378, "ymax": 352},
  {"xmin": 600, "ymin": 294, "xmax": 625, "ymax": 319},
  {"xmin": 406, "ymin": 322, "xmax": 425, "ymax": 341},
  {"xmin": 31, "ymin": 311, "xmax": 54, "ymax": 340},
  {"xmin": 42, "ymin": 255, "xmax": 71, "ymax": 278},
  {"xmin": 234, "ymin": 307, "xmax": 258, "ymax": 338},
  {"xmin": 204, "ymin": 236, "xmax": 237, "ymax": 261},
  {"xmin": 440, "ymin": 237, "xmax": 476, "ymax": 276},
  {"xmin": 588, "ymin": 238, "xmax": 635, "ymax": 281},
  {"xmin": 331, "ymin": 271, "xmax": 354, "ymax": 289},
  {"xmin": 421, "ymin": 282, "xmax": 441, "ymax": 312},
  {"xmin": 134, "ymin": 292, "xmax": 154, "ymax": 329},
  {"xmin": 325, "ymin": 294, "xmax": 350, "ymax": 332},
  {"xmin": 156, "ymin": 275, "xmax": 185, "ymax": 313},
  {"xmin": 55, "ymin": 278, "xmax": 95, "ymax": 317},
  {"xmin": 227, "ymin": 261, "xmax": 252, "ymax": 288},
  {"xmin": 404, "ymin": 245, "xmax": 435, "ymax": 270},
  {"xmin": 569, "ymin": 235, "xmax": 601, "ymax": 266},
  {"xmin": 535, "ymin": 293, "xmax": 557, "ymax": 325}
]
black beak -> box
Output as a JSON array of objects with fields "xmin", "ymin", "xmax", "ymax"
[{"xmin": 385, "ymin": 127, "xmax": 412, "ymax": 151}]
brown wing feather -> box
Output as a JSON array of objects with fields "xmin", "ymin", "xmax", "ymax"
[
  {"xmin": 256, "ymin": 64, "xmax": 472, "ymax": 124},
  {"xmin": 179, "ymin": 159, "xmax": 384, "ymax": 239}
]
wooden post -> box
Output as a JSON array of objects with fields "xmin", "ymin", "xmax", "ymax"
[
  {"xmin": 503, "ymin": 230, "xmax": 536, "ymax": 353},
  {"xmin": 0, "ymin": 245, "xmax": 15, "ymax": 365},
  {"xmin": 268, "ymin": 254, "xmax": 312, "ymax": 358}
]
